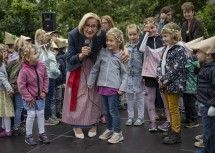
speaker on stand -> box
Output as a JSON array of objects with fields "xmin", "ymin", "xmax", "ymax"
[{"xmin": 42, "ymin": 12, "xmax": 56, "ymax": 32}]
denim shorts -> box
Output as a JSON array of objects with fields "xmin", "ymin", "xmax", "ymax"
[{"xmin": 23, "ymin": 99, "xmax": 45, "ymax": 111}]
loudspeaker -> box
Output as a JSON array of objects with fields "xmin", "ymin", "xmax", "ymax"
[{"xmin": 42, "ymin": 12, "xmax": 56, "ymax": 32}]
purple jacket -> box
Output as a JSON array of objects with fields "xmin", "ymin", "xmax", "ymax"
[{"xmin": 17, "ymin": 61, "xmax": 49, "ymax": 101}]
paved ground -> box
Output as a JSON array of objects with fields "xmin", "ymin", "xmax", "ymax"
[{"xmin": 0, "ymin": 107, "xmax": 202, "ymax": 153}]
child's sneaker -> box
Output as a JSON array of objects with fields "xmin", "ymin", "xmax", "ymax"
[
  {"xmin": 134, "ymin": 118, "xmax": 144, "ymax": 126},
  {"xmin": 125, "ymin": 119, "xmax": 133, "ymax": 126},
  {"xmin": 194, "ymin": 140, "xmax": 204, "ymax": 148},
  {"xmin": 51, "ymin": 114, "xmax": 61, "ymax": 122},
  {"xmin": 13, "ymin": 127, "xmax": 25, "ymax": 136},
  {"xmin": 25, "ymin": 135, "xmax": 37, "ymax": 145},
  {"xmin": 99, "ymin": 129, "xmax": 113, "ymax": 140},
  {"xmin": 195, "ymin": 135, "xmax": 203, "ymax": 141},
  {"xmin": 45, "ymin": 118, "xmax": 59, "ymax": 125},
  {"xmin": 107, "ymin": 132, "xmax": 124, "ymax": 144},
  {"xmin": 0, "ymin": 130, "xmax": 12, "ymax": 137},
  {"xmin": 184, "ymin": 120, "xmax": 199, "ymax": 128},
  {"xmin": 148, "ymin": 122, "xmax": 157, "ymax": 132},
  {"xmin": 39, "ymin": 133, "xmax": 50, "ymax": 144},
  {"xmin": 158, "ymin": 121, "xmax": 170, "ymax": 132}
]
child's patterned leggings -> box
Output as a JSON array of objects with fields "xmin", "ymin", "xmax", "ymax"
[{"xmin": 146, "ymin": 87, "xmax": 170, "ymax": 122}]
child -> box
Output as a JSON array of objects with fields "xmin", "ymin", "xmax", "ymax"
[
  {"xmin": 140, "ymin": 17, "xmax": 170, "ymax": 132},
  {"xmin": 87, "ymin": 28, "xmax": 128, "ymax": 144},
  {"xmin": 52, "ymin": 39, "xmax": 66, "ymax": 119},
  {"xmin": 157, "ymin": 22, "xmax": 187, "ymax": 144},
  {"xmin": 0, "ymin": 48, "xmax": 14, "ymax": 137},
  {"xmin": 189, "ymin": 36, "xmax": 215, "ymax": 153},
  {"xmin": 17, "ymin": 45, "xmax": 50, "ymax": 145},
  {"xmin": 124, "ymin": 24, "xmax": 144, "ymax": 126},
  {"xmin": 157, "ymin": 6, "xmax": 173, "ymax": 34},
  {"xmin": 36, "ymin": 32, "xmax": 61, "ymax": 125},
  {"xmin": 182, "ymin": 37, "xmax": 204, "ymax": 129},
  {"xmin": 7, "ymin": 37, "xmax": 27, "ymax": 135}
]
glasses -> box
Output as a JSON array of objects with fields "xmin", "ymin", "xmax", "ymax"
[
  {"xmin": 85, "ymin": 24, "xmax": 98, "ymax": 30},
  {"xmin": 102, "ymin": 21, "xmax": 108, "ymax": 25}
]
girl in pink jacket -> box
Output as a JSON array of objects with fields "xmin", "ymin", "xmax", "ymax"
[{"xmin": 17, "ymin": 45, "xmax": 50, "ymax": 145}]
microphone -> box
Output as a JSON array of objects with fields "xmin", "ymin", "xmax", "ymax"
[
  {"xmin": 84, "ymin": 39, "xmax": 91, "ymax": 55},
  {"xmin": 84, "ymin": 39, "xmax": 90, "ymax": 47}
]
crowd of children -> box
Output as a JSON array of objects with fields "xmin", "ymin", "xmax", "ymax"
[
  {"xmin": 0, "ymin": 1, "xmax": 215, "ymax": 153},
  {"xmin": 0, "ymin": 30, "xmax": 67, "ymax": 145}
]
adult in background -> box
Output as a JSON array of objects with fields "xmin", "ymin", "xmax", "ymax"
[
  {"xmin": 62, "ymin": 12, "xmax": 128, "ymax": 139},
  {"xmin": 101, "ymin": 15, "xmax": 115, "ymax": 31},
  {"xmin": 181, "ymin": 2, "xmax": 204, "ymax": 42},
  {"xmin": 157, "ymin": 6, "xmax": 173, "ymax": 34}
]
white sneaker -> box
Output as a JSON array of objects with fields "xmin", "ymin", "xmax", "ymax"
[
  {"xmin": 51, "ymin": 114, "xmax": 61, "ymax": 122},
  {"xmin": 107, "ymin": 132, "xmax": 124, "ymax": 144},
  {"xmin": 99, "ymin": 129, "xmax": 113, "ymax": 140},
  {"xmin": 45, "ymin": 118, "xmax": 59, "ymax": 125}
]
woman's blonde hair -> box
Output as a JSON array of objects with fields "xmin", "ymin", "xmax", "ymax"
[
  {"xmin": 161, "ymin": 22, "xmax": 182, "ymax": 43},
  {"xmin": 107, "ymin": 28, "xmax": 124, "ymax": 50},
  {"xmin": 78, "ymin": 12, "xmax": 102, "ymax": 36},
  {"xmin": 20, "ymin": 44, "xmax": 37, "ymax": 61},
  {"xmin": 126, "ymin": 24, "xmax": 141, "ymax": 34},
  {"xmin": 101, "ymin": 15, "xmax": 115, "ymax": 28}
]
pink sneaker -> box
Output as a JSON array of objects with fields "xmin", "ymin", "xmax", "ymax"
[
  {"xmin": 100, "ymin": 116, "xmax": 106, "ymax": 124},
  {"xmin": 0, "ymin": 130, "xmax": 12, "ymax": 137}
]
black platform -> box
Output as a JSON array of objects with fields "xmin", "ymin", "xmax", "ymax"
[{"xmin": 0, "ymin": 108, "xmax": 202, "ymax": 153}]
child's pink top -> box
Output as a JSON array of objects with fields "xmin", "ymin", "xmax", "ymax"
[{"xmin": 17, "ymin": 61, "xmax": 49, "ymax": 101}]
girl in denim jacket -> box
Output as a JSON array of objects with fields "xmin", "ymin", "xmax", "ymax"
[{"xmin": 124, "ymin": 24, "xmax": 144, "ymax": 126}]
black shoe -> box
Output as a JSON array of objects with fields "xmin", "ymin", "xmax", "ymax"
[
  {"xmin": 13, "ymin": 127, "xmax": 25, "ymax": 136},
  {"xmin": 184, "ymin": 121, "xmax": 199, "ymax": 128},
  {"xmin": 181, "ymin": 118, "xmax": 190, "ymax": 124},
  {"xmin": 163, "ymin": 130, "xmax": 182, "ymax": 144},
  {"xmin": 162, "ymin": 128, "xmax": 171, "ymax": 138}
]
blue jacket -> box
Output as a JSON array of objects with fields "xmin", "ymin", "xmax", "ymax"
[{"xmin": 66, "ymin": 28, "xmax": 106, "ymax": 71}]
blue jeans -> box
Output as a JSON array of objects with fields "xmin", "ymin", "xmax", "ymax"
[
  {"xmin": 201, "ymin": 106, "xmax": 215, "ymax": 153},
  {"xmin": 45, "ymin": 78, "xmax": 55, "ymax": 120},
  {"xmin": 101, "ymin": 94, "xmax": 121, "ymax": 133},
  {"xmin": 14, "ymin": 93, "xmax": 24, "ymax": 128}
]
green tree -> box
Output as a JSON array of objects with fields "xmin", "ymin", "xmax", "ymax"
[
  {"xmin": 196, "ymin": 2, "xmax": 215, "ymax": 38},
  {"xmin": 0, "ymin": 0, "xmax": 41, "ymax": 42}
]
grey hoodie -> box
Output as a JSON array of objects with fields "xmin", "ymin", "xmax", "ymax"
[{"xmin": 87, "ymin": 48, "xmax": 128, "ymax": 92}]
